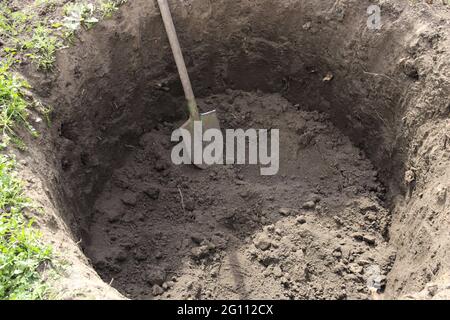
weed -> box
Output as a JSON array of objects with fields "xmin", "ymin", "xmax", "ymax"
[
  {"xmin": 32, "ymin": 100, "xmax": 53, "ymax": 127},
  {"xmin": 0, "ymin": 60, "xmax": 39, "ymax": 149},
  {"xmin": 0, "ymin": 62, "xmax": 30, "ymax": 138},
  {"xmin": 29, "ymin": 26, "xmax": 60, "ymax": 71},
  {"xmin": 100, "ymin": 1, "xmax": 117, "ymax": 18},
  {"xmin": 63, "ymin": 3, "xmax": 99, "ymax": 32},
  {"xmin": 0, "ymin": 155, "xmax": 52, "ymax": 299},
  {"xmin": 100, "ymin": 0, "xmax": 127, "ymax": 18}
]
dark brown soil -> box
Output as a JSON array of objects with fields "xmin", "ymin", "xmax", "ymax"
[{"xmin": 84, "ymin": 91, "xmax": 395, "ymax": 299}]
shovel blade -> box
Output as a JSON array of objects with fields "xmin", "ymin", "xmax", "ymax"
[{"xmin": 180, "ymin": 110, "xmax": 221, "ymax": 169}]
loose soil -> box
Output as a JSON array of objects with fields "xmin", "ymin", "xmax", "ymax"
[{"xmin": 86, "ymin": 91, "xmax": 394, "ymax": 299}]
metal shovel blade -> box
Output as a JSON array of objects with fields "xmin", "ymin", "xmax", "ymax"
[{"xmin": 180, "ymin": 110, "xmax": 221, "ymax": 169}]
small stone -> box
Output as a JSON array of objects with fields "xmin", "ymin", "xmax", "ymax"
[
  {"xmin": 426, "ymin": 283, "xmax": 439, "ymax": 297},
  {"xmin": 373, "ymin": 275, "xmax": 387, "ymax": 290},
  {"xmin": 281, "ymin": 276, "xmax": 291, "ymax": 286},
  {"xmin": 239, "ymin": 190, "xmax": 250, "ymax": 199},
  {"xmin": 191, "ymin": 246, "xmax": 208, "ymax": 259},
  {"xmin": 352, "ymin": 232, "xmax": 364, "ymax": 241},
  {"xmin": 191, "ymin": 234, "xmax": 204, "ymax": 244},
  {"xmin": 366, "ymin": 213, "xmax": 377, "ymax": 222},
  {"xmin": 362, "ymin": 235, "xmax": 376, "ymax": 245},
  {"xmin": 358, "ymin": 199, "xmax": 379, "ymax": 213},
  {"xmin": 302, "ymin": 22, "xmax": 312, "ymax": 30},
  {"xmin": 121, "ymin": 192, "xmax": 137, "ymax": 206},
  {"xmin": 191, "ymin": 243, "xmax": 214, "ymax": 260},
  {"xmin": 332, "ymin": 249, "xmax": 342, "ymax": 259},
  {"xmin": 152, "ymin": 285, "xmax": 164, "ymax": 296},
  {"xmin": 348, "ymin": 263, "xmax": 363, "ymax": 275},
  {"xmin": 93, "ymin": 257, "xmax": 108, "ymax": 270},
  {"xmin": 401, "ymin": 59, "xmax": 419, "ymax": 80},
  {"xmin": 344, "ymin": 273, "xmax": 358, "ymax": 281},
  {"xmin": 323, "ymin": 72, "xmax": 334, "ymax": 82},
  {"xmin": 253, "ymin": 234, "xmax": 272, "ymax": 251},
  {"xmin": 302, "ymin": 201, "xmax": 316, "ymax": 210},
  {"xmin": 273, "ymin": 266, "xmax": 283, "ymax": 278},
  {"xmin": 436, "ymin": 185, "xmax": 447, "ymax": 203},
  {"xmin": 333, "ymin": 216, "xmax": 343, "ymax": 225},
  {"xmin": 247, "ymin": 247, "xmax": 258, "ymax": 257},
  {"xmin": 296, "ymin": 216, "xmax": 307, "ymax": 224},
  {"xmin": 404, "ymin": 170, "xmax": 415, "ymax": 184},
  {"xmin": 333, "ymin": 263, "xmax": 346, "ymax": 275},
  {"xmin": 279, "ymin": 208, "xmax": 291, "ymax": 216},
  {"xmin": 162, "ymin": 281, "xmax": 175, "ymax": 290},
  {"xmin": 155, "ymin": 251, "xmax": 163, "ymax": 259},
  {"xmin": 210, "ymin": 267, "xmax": 219, "ymax": 278},
  {"xmin": 308, "ymin": 194, "xmax": 322, "ymax": 203}
]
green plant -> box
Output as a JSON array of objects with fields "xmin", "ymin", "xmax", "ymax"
[
  {"xmin": 0, "ymin": 62, "xmax": 30, "ymax": 138},
  {"xmin": 33, "ymin": 100, "xmax": 53, "ymax": 127},
  {"xmin": 29, "ymin": 25, "xmax": 60, "ymax": 71},
  {"xmin": 0, "ymin": 155, "xmax": 52, "ymax": 299},
  {"xmin": 100, "ymin": 0, "xmax": 119, "ymax": 18},
  {"xmin": 62, "ymin": 3, "xmax": 99, "ymax": 32}
]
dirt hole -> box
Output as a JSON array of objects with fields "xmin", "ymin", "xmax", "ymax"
[
  {"xmin": 24, "ymin": 0, "xmax": 449, "ymax": 299},
  {"xmin": 84, "ymin": 90, "xmax": 395, "ymax": 299}
]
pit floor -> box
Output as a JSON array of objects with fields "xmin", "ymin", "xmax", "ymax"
[{"xmin": 84, "ymin": 90, "xmax": 395, "ymax": 299}]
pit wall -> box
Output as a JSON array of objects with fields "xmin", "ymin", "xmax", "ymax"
[{"xmin": 22, "ymin": 0, "xmax": 449, "ymax": 298}]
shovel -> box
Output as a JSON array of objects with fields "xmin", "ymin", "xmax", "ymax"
[{"xmin": 157, "ymin": 0, "xmax": 221, "ymax": 169}]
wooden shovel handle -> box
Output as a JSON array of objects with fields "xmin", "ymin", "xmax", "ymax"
[{"xmin": 157, "ymin": 0, "xmax": 200, "ymax": 120}]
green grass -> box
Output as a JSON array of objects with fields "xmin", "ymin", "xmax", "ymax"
[
  {"xmin": 0, "ymin": 0, "xmax": 128, "ymax": 145},
  {"xmin": 0, "ymin": 62, "xmax": 31, "ymax": 146},
  {"xmin": 1, "ymin": 1, "xmax": 128, "ymax": 72},
  {"xmin": 100, "ymin": 0, "xmax": 127, "ymax": 18},
  {"xmin": 29, "ymin": 25, "xmax": 61, "ymax": 71},
  {"xmin": 0, "ymin": 154, "xmax": 52, "ymax": 299},
  {"xmin": 100, "ymin": 1, "xmax": 119, "ymax": 18}
]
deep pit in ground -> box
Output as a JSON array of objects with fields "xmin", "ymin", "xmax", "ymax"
[
  {"xmin": 20, "ymin": 0, "xmax": 449, "ymax": 299},
  {"xmin": 86, "ymin": 91, "xmax": 395, "ymax": 299}
]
